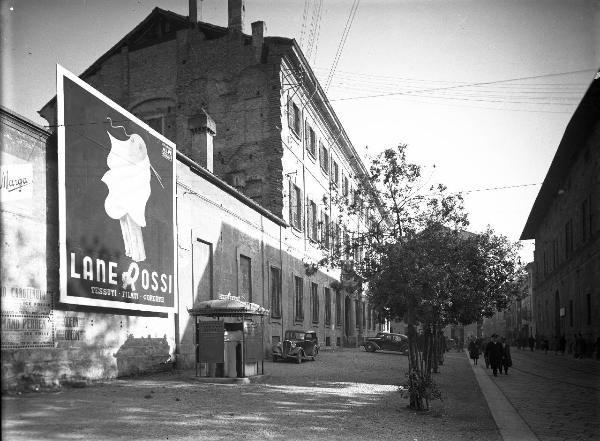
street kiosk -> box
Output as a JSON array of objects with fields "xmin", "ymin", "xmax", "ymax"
[{"xmin": 188, "ymin": 294, "xmax": 268, "ymax": 378}]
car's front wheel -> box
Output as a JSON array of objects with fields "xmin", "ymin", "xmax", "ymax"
[
  {"xmin": 272, "ymin": 355, "xmax": 278, "ymax": 362},
  {"xmin": 365, "ymin": 342, "xmax": 377, "ymax": 352}
]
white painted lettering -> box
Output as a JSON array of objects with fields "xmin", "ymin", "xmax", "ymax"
[
  {"xmin": 70, "ymin": 253, "xmax": 81, "ymax": 279},
  {"xmin": 82, "ymin": 256, "xmax": 93, "ymax": 280},
  {"xmin": 108, "ymin": 262, "xmax": 118, "ymax": 285},
  {"xmin": 160, "ymin": 274, "xmax": 168, "ymax": 293},
  {"xmin": 141, "ymin": 269, "xmax": 149, "ymax": 290}
]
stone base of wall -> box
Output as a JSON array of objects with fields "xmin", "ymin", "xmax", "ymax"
[{"xmin": 1, "ymin": 336, "xmax": 174, "ymax": 392}]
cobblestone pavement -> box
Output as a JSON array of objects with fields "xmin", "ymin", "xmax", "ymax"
[
  {"xmin": 2, "ymin": 348, "xmax": 500, "ymax": 441},
  {"xmin": 474, "ymin": 348, "xmax": 600, "ymax": 441}
]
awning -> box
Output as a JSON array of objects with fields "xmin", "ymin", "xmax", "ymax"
[{"xmin": 188, "ymin": 296, "xmax": 269, "ymax": 317}]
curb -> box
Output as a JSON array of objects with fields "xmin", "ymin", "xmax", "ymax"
[{"xmin": 468, "ymin": 352, "xmax": 539, "ymax": 441}]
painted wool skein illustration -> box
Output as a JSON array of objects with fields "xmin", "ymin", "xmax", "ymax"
[{"xmin": 101, "ymin": 132, "xmax": 151, "ymax": 262}]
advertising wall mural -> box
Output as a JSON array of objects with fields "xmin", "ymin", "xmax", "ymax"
[{"xmin": 57, "ymin": 65, "xmax": 176, "ymax": 312}]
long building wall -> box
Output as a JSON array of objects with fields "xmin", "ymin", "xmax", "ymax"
[
  {"xmin": 1, "ymin": 106, "xmax": 380, "ymax": 389},
  {"xmin": 531, "ymin": 122, "xmax": 600, "ymax": 344}
]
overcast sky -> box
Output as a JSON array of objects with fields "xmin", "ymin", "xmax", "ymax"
[{"xmin": 2, "ymin": 0, "xmax": 599, "ymax": 262}]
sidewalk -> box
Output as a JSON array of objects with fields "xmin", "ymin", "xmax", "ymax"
[{"xmin": 467, "ymin": 351, "xmax": 539, "ymax": 441}]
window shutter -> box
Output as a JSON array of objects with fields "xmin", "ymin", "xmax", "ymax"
[
  {"xmin": 299, "ymin": 187, "xmax": 304, "ymax": 231},
  {"xmin": 287, "ymin": 98, "xmax": 293, "ymax": 129},
  {"xmin": 307, "ymin": 198, "xmax": 312, "ymax": 239},
  {"xmin": 289, "ymin": 180, "xmax": 295, "ymax": 227}
]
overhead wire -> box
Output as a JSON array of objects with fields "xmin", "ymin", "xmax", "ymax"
[
  {"xmin": 325, "ymin": 0, "xmax": 360, "ymax": 92},
  {"xmin": 299, "ymin": 0, "xmax": 311, "ymax": 50},
  {"xmin": 327, "ymin": 68, "xmax": 595, "ymax": 102}
]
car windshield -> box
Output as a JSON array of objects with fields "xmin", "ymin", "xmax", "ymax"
[{"xmin": 285, "ymin": 331, "xmax": 305, "ymax": 340}]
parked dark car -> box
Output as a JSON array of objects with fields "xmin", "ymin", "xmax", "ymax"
[
  {"xmin": 362, "ymin": 332, "xmax": 409, "ymax": 354},
  {"xmin": 272, "ymin": 330, "xmax": 319, "ymax": 363}
]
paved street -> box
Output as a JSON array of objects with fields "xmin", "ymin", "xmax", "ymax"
[
  {"xmin": 2, "ymin": 348, "xmax": 499, "ymax": 441},
  {"xmin": 470, "ymin": 347, "xmax": 600, "ymax": 441}
]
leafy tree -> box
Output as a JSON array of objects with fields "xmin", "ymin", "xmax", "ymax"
[{"xmin": 328, "ymin": 145, "xmax": 524, "ymax": 410}]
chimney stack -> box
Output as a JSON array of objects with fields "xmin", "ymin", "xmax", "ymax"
[
  {"xmin": 228, "ymin": 0, "xmax": 245, "ymax": 33},
  {"xmin": 189, "ymin": 111, "xmax": 216, "ymax": 173},
  {"xmin": 189, "ymin": 0, "xmax": 197, "ymax": 23},
  {"xmin": 251, "ymin": 21, "xmax": 266, "ymax": 60}
]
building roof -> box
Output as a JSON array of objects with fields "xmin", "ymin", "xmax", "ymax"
[
  {"xmin": 1, "ymin": 105, "xmax": 50, "ymax": 137},
  {"xmin": 37, "ymin": 6, "xmax": 385, "ymax": 224},
  {"xmin": 520, "ymin": 71, "xmax": 600, "ymax": 240}
]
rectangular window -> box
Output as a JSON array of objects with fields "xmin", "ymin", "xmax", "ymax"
[
  {"xmin": 569, "ymin": 299, "xmax": 573, "ymax": 327},
  {"xmin": 142, "ymin": 116, "xmax": 165, "ymax": 135},
  {"xmin": 289, "ymin": 181, "xmax": 303, "ymax": 230},
  {"xmin": 342, "ymin": 175, "xmax": 349, "ymax": 197},
  {"xmin": 331, "ymin": 160, "xmax": 339, "ymax": 187},
  {"xmin": 294, "ymin": 276, "xmax": 304, "ymax": 321},
  {"xmin": 270, "ymin": 267, "xmax": 282, "ymax": 318},
  {"xmin": 362, "ymin": 302, "xmax": 366, "ymax": 329},
  {"xmin": 305, "ymin": 124, "xmax": 316, "ymax": 157},
  {"xmin": 319, "ymin": 142, "xmax": 329, "ymax": 174},
  {"xmin": 193, "ymin": 239, "xmax": 213, "ymax": 304},
  {"xmin": 288, "ymin": 100, "xmax": 301, "ymax": 136},
  {"xmin": 354, "ymin": 189, "xmax": 362, "ymax": 214},
  {"xmin": 582, "ymin": 198, "xmax": 589, "ymax": 242},
  {"xmin": 324, "ymin": 287, "xmax": 331, "ymax": 326},
  {"xmin": 367, "ymin": 305, "xmax": 371, "ymax": 330},
  {"xmin": 311, "ymin": 282, "xmax": 319, "ymax": 324},
  {"xmin": 355, "ymin": 300, "xmax": 361, "ymax": 329},
  {"xmin": 239, "ymin": 255, "xmax": 252, "ymax": 302},
  {"xmin": 344, "ymin": 228, "xmax": 350, "ymax": 259},
  {"xmin": 336, "ymin": 291, "xmax": 342, "ymax": 325},
  {"xmin": 321, "ymin": 212, "xmax": 330, "ymax": 248},
  {"xmin": 307, "ymin": 199, "xmax": 318, "ymax": 241},
  {"xmin": 565, "ymin": 219, "xmax": 573, "ymax": 258},
  {"xmin": 587, "ymin": 293, "xmax": 591, "ymax": 325},
  {"xmin": 334, "ymin": 222, "xmax": 341, "ymax": 253}
]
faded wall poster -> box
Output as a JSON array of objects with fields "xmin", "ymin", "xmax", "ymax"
[
  {"xmin": 56, "ymin": 66, "xmax": 176, "ymax": 312},
  {"xmin": 1, "ymin": 286, "xmax": 54, "ymax": 349}
]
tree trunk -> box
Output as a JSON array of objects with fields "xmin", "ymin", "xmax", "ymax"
[
  {"xmin": 406, "ymin": 322, "xmax": 423, "ymax": 410},
  {"xmin": 432, "ymin": 324, "xmax": 439, "ymax": 373}
]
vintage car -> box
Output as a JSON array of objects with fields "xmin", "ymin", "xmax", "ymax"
[
  {"xmin": 362, "ymin": 332, "xmax": 409, "ymax": 354},
  {"xmin": 272, "ymin": 330, "xmax": 319, "ymax": 363}
]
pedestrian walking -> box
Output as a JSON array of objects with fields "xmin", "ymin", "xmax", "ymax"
[
  {"xmin": 468, "ymin": 338, "xmax": 480, "ymax": 365},
  {"xmin": 559, "ymin": 334, "xmax": 566, "ymax": 355},
  {"xmin": 575, "ymin": 333, "xmax": 584, "ymax": 358},
  {"xmin": 543, "ymin": 337, "xmax": 549, "ymax": 355},
  {"xmin": 528, "ymin": 335, "xmax": 535, "ymax": 352},
  {"xmin": 501, "ymin": 337, "xmax": 512, "ymax": 375},
  {"xmin": 481, "ymin": 337, "xmax": 490, "ymax": 368},
  {"xmin": 485, "ymin": 334, "xmax": 504, "ymax": 377}
]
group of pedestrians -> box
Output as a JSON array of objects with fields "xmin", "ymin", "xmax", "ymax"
[
  {"xmin": 517, "ymin": 333, "xmax": 600, "ymax": 359},
  {"xmin": 468, "ymin": 334, "xmax": 512, "ymax": 376}
]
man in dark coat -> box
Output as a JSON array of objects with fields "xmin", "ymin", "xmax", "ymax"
[{"xmin": 485, "ymin": 334, "xmax": 504, "ymax": 376}]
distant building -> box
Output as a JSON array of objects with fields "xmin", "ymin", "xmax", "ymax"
[{"xmin": 520, "ymin": 72, "xmax": 599, "ymax": 351}]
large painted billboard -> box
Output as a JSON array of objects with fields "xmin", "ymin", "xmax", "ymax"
[{"xmin": 57, "ymin": 65, "xmax": 176, "ymax": 312}]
